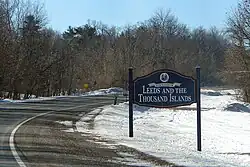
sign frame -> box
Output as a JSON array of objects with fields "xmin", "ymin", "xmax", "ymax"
[
  {"xmin": 132, "ymin": 69, "xmax": 197, "ymax": 108},
  {"xmin": 128, "ymin": 67, "xmax": 202, "ymax": 151}
]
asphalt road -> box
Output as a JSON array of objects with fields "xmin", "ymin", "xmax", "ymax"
[
  {"xmin": 0, "ymin": 106, "xmax": 52, "ymax": 167},
  {"xmin": 0, "ymin": 95, "xmax": 175, "ymax": 167},
  {"xmin": 0, "ymin": 95, "xmax": 122, "ymax": 166}
]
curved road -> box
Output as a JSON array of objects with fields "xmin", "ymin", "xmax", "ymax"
[
  {"xmin": 0, "ymin": 95, "xmax": 126, "ymax": 167},
  {"xmin": 0, "ymin": 96, "xmax": 174, "ymax": 167}
]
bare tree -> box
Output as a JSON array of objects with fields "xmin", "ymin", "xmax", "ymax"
[
  {"xmin": 225, "ymin": 0, "xmax": 250, "ymax": 102},
  {"xmin": 0, "ymin": 5, "xmax": 230, "ymax": 99}
]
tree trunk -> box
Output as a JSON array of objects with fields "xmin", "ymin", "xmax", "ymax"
[
  {"xmin": 35, "ymin": 90, "xmax": 39, "ymax": 98},
  {"xmin": 7, "ymin": 91, "xmax": 12, "ymax": 98},
  {"xmin": 244, "ymin": 88, "xmax": 250, "ymax": 103},
  {"xmin": 68, "ymin": 88, "xmax": 71, "ymax": 96},
  {"xmin": 47, "ymin": 87, "xmax": 50, "ymax": 97},
  {"xmin": 13, "ymin": 90, "xmax": 18, "ymax": 100},
  {"xmin": 24, "ymin": 92, "xmax": 29, "ymax": 99}
]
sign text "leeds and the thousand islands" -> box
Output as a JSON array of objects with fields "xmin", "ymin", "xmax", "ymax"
[{"xmin": 133, "ymin": 70, "xmax": 196, "ymax": 108}]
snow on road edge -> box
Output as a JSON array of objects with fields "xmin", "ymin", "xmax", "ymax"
[{"xmin": 76, "ymin": 89, "xmax": 250, "ymax": 167}]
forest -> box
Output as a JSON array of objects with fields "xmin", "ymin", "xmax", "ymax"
[{"xmin": 0, "ymin": 0, "xmax": 249, "ymax": 102}]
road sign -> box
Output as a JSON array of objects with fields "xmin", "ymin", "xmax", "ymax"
[
  {"xmin": 83, "ymin": 84, "xmax": 89, "ymax": 89},
  {"xmin": 128, "ymin": 67, "xmax": 201, "ymax": 151},
  {"xmin": 133, "ymin": 69, "xmax": 196, "ymax": 108}
]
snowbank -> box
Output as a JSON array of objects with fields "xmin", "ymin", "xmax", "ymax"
[
  {"xmin": 0, "ymin": 97, "xmax": 56, "ymax": 103},
  {"xmin": 82, "ymin": 87, "xmax": 126, "ymax": 96},
  {"xmin": 201, "ymin": 90, "xmax": 222, "ymax": 96},
  {"xmin": 56, "ymin": 121, "xmax": 73, "ymax": 127},
  {"xmin": 76, "ymin": 89, "xmax": 250, "ymax": 167},
  {"xmin": 224, "ymin": 103, "xmax": 250, "ymax": 113},
  {"xmin": 0, "ymin": 87, "xmax": 126, "ymax": 103}
]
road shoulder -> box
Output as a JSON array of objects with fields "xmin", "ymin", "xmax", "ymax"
[{"xmin": 14, "ymin": 107, "xmax": 178, "ymax": 167}]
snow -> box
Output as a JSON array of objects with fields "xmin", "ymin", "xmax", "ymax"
[
  {"xmin": 76, "ymin": 88, "xmax": 250, "ymax": 167},
  {"xmin": 82, "ymin": 87, "xmax": 126, "ymax": 96},
  {"xmin": 56, "ymin": 121, "xmax": 73, "ymax": 127},
  {"xmin": 56, "ymin": 121, "xmax": 75, "ymax": 133},
  {"xmin": 0, "ymin": 87, "xmax": 126, "ymax": 103},
  {"xmin": 62, "ymin": 128, "xmax": 75, "ymax": 133},
  {"xmin": 0, "ymin": 97, "xmax": 56, "ymax": 103},
  {"xmin": 224, "ymin": 103, "xmax": 250, "ymax": 113}
]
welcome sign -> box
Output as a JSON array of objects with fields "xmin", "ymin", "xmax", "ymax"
[
  {"xmin": 128, "ymin": 67, "xmax": 201, "ymax": 151},
  {"xmin": 133, "ymin": 69, "xmax": 196, "ymax": 108}
]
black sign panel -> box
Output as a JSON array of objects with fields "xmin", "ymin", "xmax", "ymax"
[{"xmin": 133, "ymin": 69, "xmax": 196, "ymax": 108}]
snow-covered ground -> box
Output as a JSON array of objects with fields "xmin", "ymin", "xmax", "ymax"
[
  {"xmin": 0, "ymin": 87, "xmax": 126, "ymax": 103},
  {"xmin": 0, "ymin": 97, "xmax": 57, "ymax": 103},
  {"xmin": 82, "ymin": 87, "xmax": 126, "ymax": 96},
  {"xmin": 76, "ymin": 88, "xmax": 250, "ymax": 167}
]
